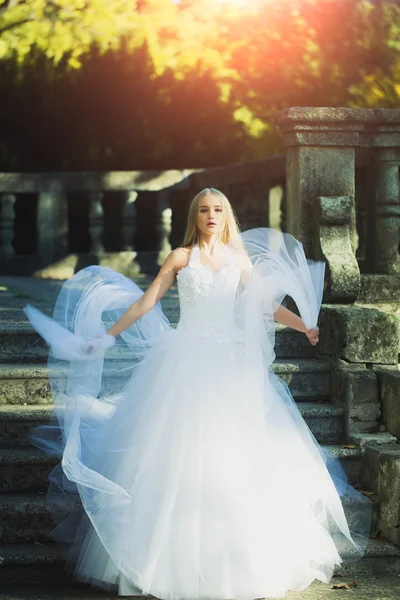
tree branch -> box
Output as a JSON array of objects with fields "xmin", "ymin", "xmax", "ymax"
[{"xmin": 0, "ymin": 16, "xmax": 32, "ymax": 35}]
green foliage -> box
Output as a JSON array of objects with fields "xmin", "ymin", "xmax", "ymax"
[
  {"xmin": 0, "ymin": 0, "xmax": 399, "ymax": 170},
  {"xmin": 0, "ymin": 0, "xmax": 181, "ymax": 68},
  {"xmin": 0, "ymin": 0, "xmax": 228, "ymax": 71}
]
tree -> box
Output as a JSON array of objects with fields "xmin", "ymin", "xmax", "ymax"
[
  {"xmin": 0, "ymin": 0, "xmax": 180, "ymax": 68},
  {"xmin": 0, "ymin": 41, "xmax": 251, "ymax": 171},
  {"xmin": 1, "ymin": 0, "xmax": 399, "ymax": 171},
  {"xmin": 214, "ymin": 0, "xmax": 400, "ymax": 116},
  {"xmin": 0, "ymin": 0, "xmax": 230, "ymax": 72}
]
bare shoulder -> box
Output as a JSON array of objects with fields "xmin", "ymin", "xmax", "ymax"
[{"xmin": 163, "ymin": 246, "xmax": 192, "ymax": 272}]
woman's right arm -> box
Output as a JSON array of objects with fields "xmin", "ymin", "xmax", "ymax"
[{"xmin": 106, "ymin": 248, "xmax": 188, "ymax": 338}]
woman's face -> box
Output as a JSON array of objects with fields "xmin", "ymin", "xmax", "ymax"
[{"xmin": 197, "ymin": 194, "xmax": 224, "ymax": 238}]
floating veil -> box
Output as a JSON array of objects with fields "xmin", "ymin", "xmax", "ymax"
[{"xmin": 238, "ymin": 229, "xmax": 372, "ymax": 559}]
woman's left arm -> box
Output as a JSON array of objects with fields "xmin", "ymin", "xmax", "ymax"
[
  {"xmin": 273, "ymin": 305, "xmax": 319, "ymax": 345},
  {"xmin": 233, "ymin": 250, "xmax": 319, "ymax": 345}
]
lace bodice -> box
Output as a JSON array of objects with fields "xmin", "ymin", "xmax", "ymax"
[{"xmin": 176, "ymin": 245, "xmax": 241, "ymax": 342}]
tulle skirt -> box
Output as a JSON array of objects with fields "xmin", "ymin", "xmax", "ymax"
[
  {"xmin": 34, "ymin": 326, "xmax": 371, "ymax": 600},
  {"xmin": 25, "ymin": 227, "xmax": 373, "ymax": 599}
]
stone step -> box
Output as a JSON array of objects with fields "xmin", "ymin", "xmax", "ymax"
[
  {"xmin": 0, "ymin": 358, "xmax": 331, "ymax": 407},
  {"xmin": 0, "ymin": 493, "xmax": 72, "ymax": 543},
  {"xmin": 274, "ymin": 323, "xmax": 319, "ymax": 359},
  {"xmin": 0, "ymin": 322, "xmax": 319, "ymax": 363},
  {"xmin": 0, "ymin": 490, "xmax": 369, "ymax": 545},
  {"xmin": 298, "ymin": 403, "xmax": 345, "ymax": 443},
  {"xmin": 0, "ymin": 401, "xmax": 345, "ymax": 448},
  {"xmin": 0, "ymin": 397, "xmax": 341, "ymax": 445},
  {"xmin": 0, "ymin": 543, "xmax": 69, "ymax": 588},
  {"xmin": 0, "ymin": 443, "xmax": 360, "ymax": 493},
  {"xmin": 0, "ymin": 448, "xmax": 58, "ymax": 493},
  {"xmin": 0, "ymin": 494, "xmax": 55, "ymax": 544},
  {"xmin": 323, "ymin": 444, "xmax": 364, "ymax": 485},
  {"xmin": 1, "ymin": 537, "xmax": 400, "ymax": 589},
  {"xmin": 270, "ymin": 358, "xmax": 331, "ymax": 400}
]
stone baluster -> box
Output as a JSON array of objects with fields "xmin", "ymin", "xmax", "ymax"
[
  {"xmin": 89, "ymin": 192, "xmax": 104, "ymax": 254},
  {"xmin": 156, "ymin": 190, "xmax": 172, "ymax": 265},
  {"xmin": 371, "ymin": 148, "xmax": 400, "ymax": 274},
  {"xmin": 314, "ymin": 195, "xmax": 360, "ymax": 302},
  {"xmin": 122, "ymin": 191, "xmax": 137, "ymax": 252},
  {"xmin": 0, "ymin": 194, "xmax": 16, "ymax": 259},
  {"xmin": 38, "ymin": 181, "xmax": 68, "ymax": 262}
]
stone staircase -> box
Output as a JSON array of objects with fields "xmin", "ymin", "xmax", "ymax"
[{"xmin": 0, "ymin": 276, "xmax": 400, "ymax": 591}]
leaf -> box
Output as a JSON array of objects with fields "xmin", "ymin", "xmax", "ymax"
[{"xmin": 331, "ymin": 580, "xmax": 357, "ymax": 590}]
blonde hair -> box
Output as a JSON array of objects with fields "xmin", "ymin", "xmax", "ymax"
[{"xmin": 183, "ymin": 188, "xmax": 245, "ymax": 253}]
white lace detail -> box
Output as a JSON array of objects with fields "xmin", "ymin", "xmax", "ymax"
[
  {"xmin": 176, "ymin": 245, "xmax": 241, "ymax": 343},
  {"xmin": 176, "ymin": 261, "xmax": 215, "ymax": 303}
]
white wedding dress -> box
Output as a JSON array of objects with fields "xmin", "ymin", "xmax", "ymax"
[{"xmin": 25, "ymin": 229, "xmax": 372, "ymax": 600}]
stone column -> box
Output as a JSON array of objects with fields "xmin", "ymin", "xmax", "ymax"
[
  {"xmin": 357, "ymin": 114, "xmax": 400, "ymax": 278},
  {"xmin": 361, "ymin": 111, "xmax": 400, "ymax": 275},
  {"xmin": 271, "ymin": 107, "xmax": 366, "ymax": 259},
  {"xmin": 0, "ymin": 194, "xmax": 16, "ymax": 259},
  {"xmin": 89, "ymin": 192, "xmax": 104, "ymax": 254},
  {"xmin": 372, "ymin": 148, "xmax": 400, "ymax": 274}
]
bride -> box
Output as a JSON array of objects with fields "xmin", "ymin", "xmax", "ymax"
[{"xmin": 25, "ymin": 187, "xmax": 372, "ymax": 599}]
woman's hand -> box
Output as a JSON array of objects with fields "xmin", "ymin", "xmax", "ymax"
[
  {"xmin": 305, "ymin": 327, "xmax": 319, "ymax": 346},
  {"xmin": 82, "ymin": 333, "xmax": 116, "ymax": 354}
]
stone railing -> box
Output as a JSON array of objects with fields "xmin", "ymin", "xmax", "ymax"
[
  {"xmin": 0, "ymin": 156, "xmax": 285, "ymax": 277},
  {"xmin": 270, "ymin": 109, "xmax": 400, "ymax": 477},
  {"xmin": 1, "ymin": 107, "xmax": 399, "ymax": 291},
  {"xmin": 272, "ymin": 107, "xmax": 400, "ymax": 303}
]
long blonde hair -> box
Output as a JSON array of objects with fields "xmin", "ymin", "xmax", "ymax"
[{"xmin": 183, "ymin": 188, "xmax": 245, "ymax": 253}]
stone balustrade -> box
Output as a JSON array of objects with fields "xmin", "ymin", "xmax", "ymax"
[
  {"xmin": 0, "ymin": 106, "xmax": 399, "ymax": 290},
  {"xmin": 272, "ymin": 107, "xmax": 400, "ymax": 303},
  {"xmin": 0, "ymin": 157, "xmax": 284, "ymax": 277}
]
